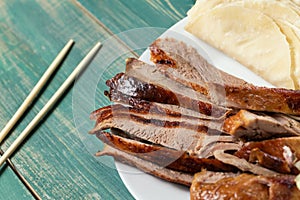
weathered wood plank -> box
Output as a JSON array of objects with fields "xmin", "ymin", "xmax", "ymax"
[
  {"xmin": 76, "ymin": 0, "xmax": 194, "ymax": 33},
  {"xmin": 0, "ymin": 0, "xmax": 134, "ymax": 199},
  {"xmin": 0, "ymin": 165, "xmax": 32, "ymax": 199},
  {"xmin": 0, "ymin": 0, "xmax": 194, "ymax": 199}
]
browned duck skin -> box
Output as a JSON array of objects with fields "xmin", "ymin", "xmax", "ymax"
[
  {"xmin": 234, "ymin": 137, "xmax": 300, "ymax": 174},
  {"xmin": 95, "ymin": 130, "xmax": 238, "ymax": 173},
  {"xmin": 106, "ymin": 70, "xmax": 230, "ymax": 117},
  {"xmin": 150, "ymin": 38, "xmax": 300, "ymax": 115},
  {"xmin": 190, "ymin": 171, "xmax": 300, "ymax": 200},
  {"xmin": 97, "ymin": 145, "xmax": 193, "ymax": 186},
  {"xmin": 223, "ymin": 110, "xmax": 300, "ymax": 140}
]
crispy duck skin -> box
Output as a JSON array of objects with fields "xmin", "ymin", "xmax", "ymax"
[
  {"xmin": 105, "ymin": 90, "xmax": 230, "ymax": 120},
  {"xmin": 213, "ymin": 149, "xmax": 279, "ymax": 176},
  {"xmin": 95, "ymin": 130, "xmax": 238, "ymax": 173},
  {"xmin": 190, "ymin": 171, "xmax": 300, "ymax": 200},
  {"xmin": 105, "ymin": 71, "xmax": 230, "ymax": 118},
  {"xmin": 97, "ymin": 145, "xmax": 193, "ymax": 186},
  {"xmin": 223, "ymin": 110, "xmax": 300, "ymax": 140},
  {"xmin": 106, "ymin": 73, "xmax": 209, "ymax": 116},
  {"xmin": 235, "ymin": 137, "xmax": 300, "ymax": 174},
  {"xmin": 150, "ymin": 38, "xmax": 300, "ymax": 115}
]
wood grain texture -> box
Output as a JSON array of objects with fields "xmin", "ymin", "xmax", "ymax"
[
  {"xmin": 76, "ymin": 0, "xmax": 195, "ymax": 33},
  {"xmin": 0, "ymin": 1, "xmax": 133, "ymax": 199},
  {"xmin": 0, "ymin": 0, "xmax": 194, "ymax": 199}
]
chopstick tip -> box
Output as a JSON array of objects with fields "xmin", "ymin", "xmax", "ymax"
[
  {"xmin": 66, "ymin": 39, "xmax": 75, "ymax": 47},
  {"xmin": 90, "ymin": 42, "xmax": 102, "ymax": 54},
  {"xmin": 96, "ymin": 42, "xmax": 102, "ymax": 48},
  {"xmin": 64, "ymin": 39, "xmax": 75, "ymax": 50}
]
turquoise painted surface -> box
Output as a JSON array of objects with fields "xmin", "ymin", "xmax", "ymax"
[
  {"xmin": 0, "ymin": 1, "xmax": 193, "ymax": 199},
  {"xmin": 77, "ymin": 0, "xmax": 194, "ymax": 33}
]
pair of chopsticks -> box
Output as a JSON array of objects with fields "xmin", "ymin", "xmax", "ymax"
[{"xmin": 0, "ymin": 39, "xmax": 101, "ymax": 199}]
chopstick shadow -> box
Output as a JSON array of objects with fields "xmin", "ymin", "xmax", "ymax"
[
  {"xmin": 0, "ymin": 42, "xmax": 75, "ymax": 164},
  {"xmin": 0, "ymin": 161, "xmax": 8, "ymax": 176},
  {"xmin": 0, "ymin": 149, "xmax": 14, "ymax": 177}
]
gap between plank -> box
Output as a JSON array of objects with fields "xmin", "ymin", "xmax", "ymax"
[{"xmin": 0, "ymin": 149, "xmax": 41, "ymax": 200}]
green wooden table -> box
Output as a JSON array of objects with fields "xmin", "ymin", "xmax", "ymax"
[{"xmin": 0, "ymin": 1, "xmax": 194, "ymax": 199}]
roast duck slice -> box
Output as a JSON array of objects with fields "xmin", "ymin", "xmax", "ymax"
[
  {"xmin": 90, "ymin": 37, "xmax": 300, "ymax": 199},
  {"xmin": 150, "ymin": 38, "xmax": 300, "ymax": 115},
  {"xmin": 190, "ymin": 171, "xmax": 300, "ymax": 200}
]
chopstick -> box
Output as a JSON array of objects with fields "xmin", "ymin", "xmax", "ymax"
[
  {"xmin": 0, "ymin": 40, "xmax": 74, "ymax": 200},
  {"xmin": 0, "ymin": 42, "xmax": 101, "ymax": 167},
  {"xmin": 0, "ymin": 149, "xmax": 42, "ymax": 200},
  {"xmin": 0, "ymin": 39, "xmax": 75, "ymax": 144}
]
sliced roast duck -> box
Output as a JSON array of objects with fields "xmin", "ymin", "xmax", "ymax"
[{"xmin": 90, "ymin": 38, "xmax": 300, "ymax": 199}]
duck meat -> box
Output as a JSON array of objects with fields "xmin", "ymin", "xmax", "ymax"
[
  {"xmin": 106, "ymin": 59, "xmax": 231, "ymax": 117},
  {"xmin": 150, "ymin": 38, "xmax": 300, "ymax": 115},
  {"xmin": 97, "ymin": 145, "xmax": 194, "ymax": 186},
  {"xmin": 223, "ymin": 110, "xmax": 300, "ymax": 140},
  {"xmin": 190, "ymin": 171, "xmax": 300, "ymax": 200},
  {"xmin": 235, "ymin": 137, "xmax": 300, "ymax": 174},
  {"xmin": 89, "ymin": 103, "xmax": 235, "ymax": 152},
  {"xmin": 95, "ymin": 130, "xmax": 238, "ymax": 173}
]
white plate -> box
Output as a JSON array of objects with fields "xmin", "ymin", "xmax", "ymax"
[{"xmin": 115, "ymin": 17, "xmax": 273, "ymax": 200}]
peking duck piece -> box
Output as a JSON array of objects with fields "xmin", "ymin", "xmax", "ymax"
[
  {"xmin": 100, "ymin": 91, "xmax": 300, "ymax": 141},
  {"xmin": 90, "ymin": 104, "xmax": 211, "ymax": 151},
  {"xmin": 150, "ymin": 37, "xmax": 300, "ymax": 115},
  {"xmin": 89, "ymin": 103, "xmax": 238, "ymax": 153},
  {"xmin": 105, "ymin": 58, "xmax": 231, "ymax": 118},
  {"xmin": 90, "ymin": 101, "xmax": 226, "ymax": 123},
  {"xmin": 234, "ymin": 137, "xmax": 300, "ymax": 174},
  {"xmin": 95, "ymin": 129, "xmax": 238, "ymax": 173},
  {"xmin": 90, "ymin": 103, "xmax": 225, "ymax": 133},
  {"xmin": 97, "ymin": 145, "xmax": 194, "ymax": 186},
  {"xmin": 190, "ymin": 171, "xmax": 300, "ymax": 200},
  {"xmin": 92, "ymin": 97, "xmax": 227, "ymax": 121},
  {"xmin": 223, "ymin": 110, "xmax": 300, "ymax": 140}
]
